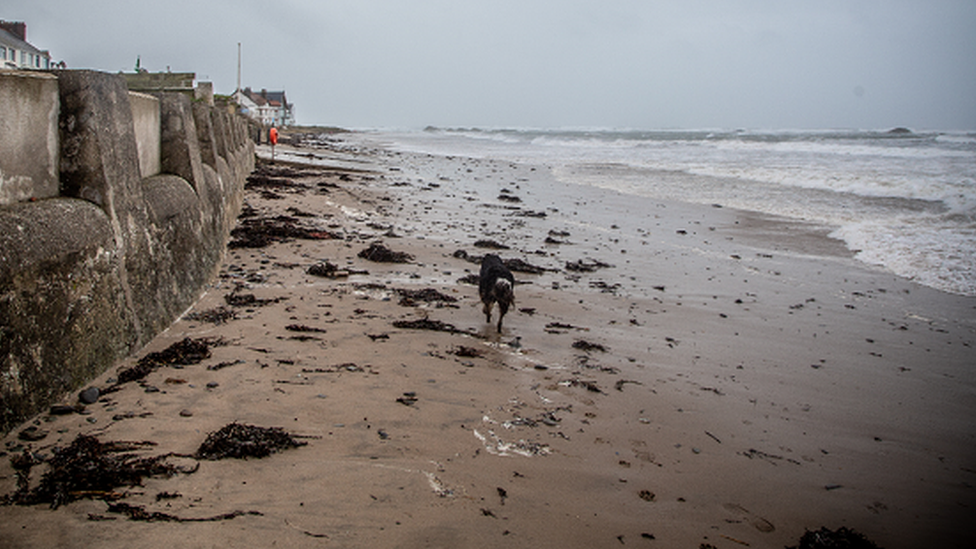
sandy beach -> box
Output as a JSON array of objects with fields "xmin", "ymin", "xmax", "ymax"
[{"xmin": 2, "ymin": 136, "xmax": 974, "ymax": 548}]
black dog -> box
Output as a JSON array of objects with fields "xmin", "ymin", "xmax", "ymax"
[{"xmin": 479, "ymin": 254, "xmax": 515, "ymax": 332}]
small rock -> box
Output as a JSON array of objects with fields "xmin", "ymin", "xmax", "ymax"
[
  {"xmin": 179, "ymin": 409, "xmax": 193, "ymax": 417},
  {"xmin": 50, "ymin": 405, "xmax": 76, "ymax": 415},
  {"xmin": 206, "ymin": 381, "xmax": 219, "ymax": 389},
  {"xmin": 18, "ymin": 426, "xmax": 48, "ymax": 441},
  {"xmin": 79, "ymin": 387, "xmax": 100, "ymax": 404}
]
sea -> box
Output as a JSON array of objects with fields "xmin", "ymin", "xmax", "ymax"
[{"xmin": 352, "ymin": 127, "xmax": 976, "ymax": 297}]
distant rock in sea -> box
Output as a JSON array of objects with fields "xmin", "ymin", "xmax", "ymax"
[{"xmin": 887, "ymin": 127, "xmax": 913, "ymax": 134}]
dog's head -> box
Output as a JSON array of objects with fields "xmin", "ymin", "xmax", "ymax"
[{"xmin": 494, "ymin": 279, "xmax": 514, "ymax": 313}]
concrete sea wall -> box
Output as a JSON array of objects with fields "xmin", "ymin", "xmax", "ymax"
[{"xmin": 0, "ymin": 69, "xmax": 254, "ymax": 434}]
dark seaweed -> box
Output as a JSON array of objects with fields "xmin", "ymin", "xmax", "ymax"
[
  {"xmin": 196, "ymin": 423, "xmax": 307, "ymax": 460},
  {"xmin": 572, "ymin": 339, "xmax": 608, "ymax": 353},
  {"xmin": 2, "ymin": 435, "xmax": 191, "ymax": 509},
  {"xmin": 473, "ymin": 240, "xmax": 510, "ymax": 249},
  {"xmin": 229, "ymin": 215, "xmax": 341, "ymax": 249},
  {"xmin": 395, "ymin": 288, "xmax": 458, "ymax": 306},
  {"xmin": 112, "ymin": 337, "xmax": 219, "ymax": 387},
  {"xmin": 566, "ymin": 258, "xmax": 613, "ymax": 272},
  {"xmin": 358, "ymin": 243, "xmax": 413, "ymax": 263},
  {"xmin": 185, "ymin": 306, "xmax": 238, "ymax": 324},
  {"xmin": 788, "ymin": 527, "xmax": 884, "ymax": 549},
  {"xmin": 106, "ymin": 502, "xmax": 262, "ymax": 522}
]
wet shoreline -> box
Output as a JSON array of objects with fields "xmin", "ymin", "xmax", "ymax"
[{"xmin": 2, "ymin": 139, "xmax": 974, "ymax": 548}]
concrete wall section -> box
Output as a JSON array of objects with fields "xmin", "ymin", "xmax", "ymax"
[
  {"xmin": 0, "ymin": 69, "xmax": 254, "ymax": 434},
  {"xmin": 0, "ymin": 70, "xmax": 59, "ymax": 206},
  {"xmin": 129, "ymin": 91, "xmax": 160, "ymax": 178}
]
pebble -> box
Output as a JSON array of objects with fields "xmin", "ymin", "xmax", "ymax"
[
  {"xmin": 179, "ymin": 409, "xmax": 193, "ymax": 417},
  {"xmin": 50, "ymin": 405, "xmax": 76, "ymax": 415},
  {"xmin": 206, "ymin": 381, "xmax": 219, "ymax": 389},
  {"xmin": 18, "ymin": 426, "xmax": 48, "ymax": 441},
  {"xmin": 79, "ymin": 386, "xmax": 100, "ymax": 404}
]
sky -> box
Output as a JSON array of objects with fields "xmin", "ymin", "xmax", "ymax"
[{"xmin": 10, "ymin": 1, "xmax": 976, "ymax": 130}]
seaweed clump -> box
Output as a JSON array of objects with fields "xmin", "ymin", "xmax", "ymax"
[
  {"xmin": 395, "ymin": 288, "xmax": 458, "ymax": 306},
  {"xmin": 565, "ymin": 258, "xmax": 613, "ymax": 272},
  {"xmin": 109, "ymin": 337, "xmax": 219, "ymax": 389},
  {"xmin": 358, "ymin": 242, "xmax": 413, "ymax": 263},
  {"xmin": 196, "ymin": 423, "xmax": 307, "ymax": 460},
  {"xmin": 572, "ymin": 339, "xmax": 609, "ymax": 353},
  {"xmin": 788, "ymin": 527, "xmax": 883, "ymax": 549},
  {"xmin": 2, "ymin": 435, "xmax": 189, "ymax": 509},
  {"xmin": 393, "ymin": 318, "xmax": 464, "ymax": 334},
  {"xmin": 229, "ymin": 215, "xmax": 341, "ymax": 249}
]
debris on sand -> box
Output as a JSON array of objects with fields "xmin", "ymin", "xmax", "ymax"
[
  {"xmin": 474, "ymin": 240, "xmax": 510, "ymax": 250},
  {"xmin": 245, "ymin": 173, "xmax": 309, "ymax": 193},
  {"xmin": 285, "ymin": 324, "xmax": 327, "ymax": 333},
  {"xmin": 396, "ymin": 392, "xmax": 419, "ymax": 406},
  {"xmin": 196, "ymin": 423, "xmax": 308, "ymax": 460},
  {"xmin": 572, "ymin": 339, "xmax": 609, "ymax": 353},
  {"xmin": 109, "ymin": 337, "xmax": 221, "ymax": 389},
  {"xmin": 565, "ymin": 258, "xmax": 613, "ymax": 272},
  {"xmin": 545, "ymin": 322, "xmax": 588, "ymax": 334},
  {"xmin": 615, "ymin": 379, "xmax": 643, "ymax": 392},
  {"xmin": 395, "ymin": 288, "xmax": 458, "ymax": 306},
  {"xmin": 562, "ymin": 378, "xmax": 605, "ymax": 394},
  {"xmin": 358, "ymin": 242, "xmax": 414, "ymax": 263},
  {"xmin": 392, "ymin": 318, "xmax": 467, "ymax": 335},
  {"xmin": 229, "ymin": 215, "xmax": 342, "ymax": 249},
  {"xmin": 503, "ymin": 257, "xmax": 549, "ymax": 274},
  {"xmin": 513, "ymin": 209, "xmax": 547, "ymax": 218},
  {"xmin": 307, "ymin": 261, "xmax": 350, "ymax": 278},
  {"xmin": 457, "ymin": 274, "xmax": 480, "ymax": 285},
  {"xmin": 224, "ymin": 292, "xmax": 283, "ymax": 308},
  {"xmin": 185, "ymin": 306, "xmax": 238, "ymax": 324},
  {"xmin": 450, "ymin": 345, "xmax": 484, "ymax": 358},
  {"xmin": 787, "ymin": 527, "xmax": 883, "ymax": 549},
  {"xmin": 589, "ymin": 280, "xmax": 622, "ymax": 294},
  {"xmin": 2, "ymin": 435, "xmax": 193, "ymax": 509},
  {"xmin": 105, "ymin": 502, "xmax": 262, "ymax": 523}
]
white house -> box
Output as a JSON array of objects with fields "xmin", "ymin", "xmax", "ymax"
[
  {"xmin": 233, "ymin": 87, "xmax": 295, "ymax": 127},
  {"xmin": 0, "ymin": 21, "xmax": 53, "ymax": 71}
]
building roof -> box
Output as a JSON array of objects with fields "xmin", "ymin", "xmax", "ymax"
[
  {"xmin": 0, "ymin": 22, "xmax": 48, "ymax": 56},
  {"xmin": 241, "ymin": 88, "xmax": 291, "ymax": 108}
]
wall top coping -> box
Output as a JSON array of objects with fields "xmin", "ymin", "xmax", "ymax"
[
  {"xmin": 0, "ymin": 68, "xmax": 57, "ymax": 80},
  {"xmin": 128, "ymin": 90, "xmax": 159, "ymax": 102}
]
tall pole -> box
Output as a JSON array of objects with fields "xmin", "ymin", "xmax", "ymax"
[{"xmin": 236, "ymin": 42, "xmax": 241, "ymax": 93}]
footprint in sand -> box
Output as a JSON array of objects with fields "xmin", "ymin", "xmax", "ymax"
[{"xmin": 723, "ymin": 503, "xmax": 775, "ymax": 533}]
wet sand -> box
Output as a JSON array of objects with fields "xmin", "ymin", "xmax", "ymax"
[{"xmin": 2, "ymin": 137, "xmax": 974, "ymax": 548}]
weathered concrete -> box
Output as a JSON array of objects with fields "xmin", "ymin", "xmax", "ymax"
[
  {"xmin": 129, "ymin": 91, "xmax": 161, "ymax": 178},
  {"xmin": 0, "ymin": 70, "xmax": 59, "ymax": 206},
  {"xmin": 0, "ymin": 70, "xmax": 253, "ymax": 434}
]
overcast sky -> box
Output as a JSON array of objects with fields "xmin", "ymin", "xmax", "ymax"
[{"xmin": 12, "ymin": 1, "xmax": 976, "ymax": 130}]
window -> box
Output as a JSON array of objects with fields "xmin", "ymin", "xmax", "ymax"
[{"xmin": 0, "ymin": 47, "xmax": 6, "ymax": 60}]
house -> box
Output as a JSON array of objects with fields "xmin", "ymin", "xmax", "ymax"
[
  {"xmin": 0, "ymin": 21, "xmax": 53, "ymax": 70},
  {"xmin": 233, "ymin": 87, "xmax": 295, "ymax": 127}
]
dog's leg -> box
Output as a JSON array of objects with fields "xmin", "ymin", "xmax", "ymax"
[{"xmin": 483, "ymin": 300, "xmax": 493, "ymax": 323}]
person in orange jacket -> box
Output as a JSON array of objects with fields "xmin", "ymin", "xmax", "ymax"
[{"xmin": 269, "ymin": 126, "xmax": 278, "ymax": 161}]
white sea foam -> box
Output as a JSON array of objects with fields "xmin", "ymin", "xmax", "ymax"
[{"xmin": 367, "ymin": 128, "xmax": 976, "ymax": 296}]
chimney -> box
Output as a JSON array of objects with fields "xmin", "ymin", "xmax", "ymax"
[
  {"xmin": 0, "ymin": 21, "xmax": 27, "ymax": 41},
  {"xmin": 261, "ymin": 89, "xmax": 267, "ymax": 99}
]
